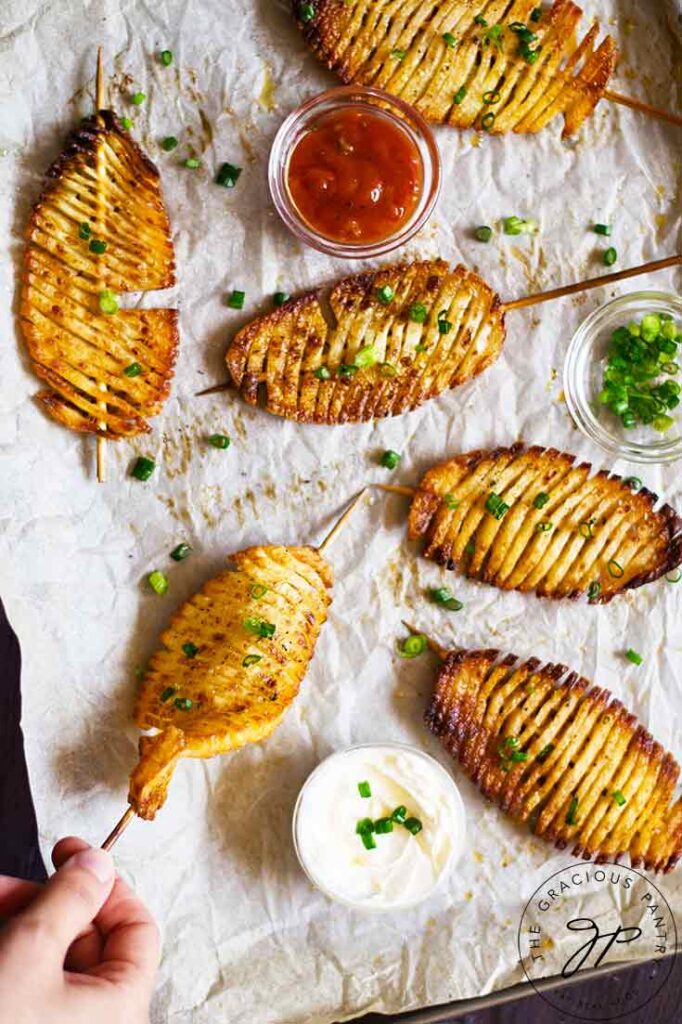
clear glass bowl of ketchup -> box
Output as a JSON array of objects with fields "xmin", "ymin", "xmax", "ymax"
[{"xmin": 269, "ymin": 85, "xmax": 441, "ymax": 258}]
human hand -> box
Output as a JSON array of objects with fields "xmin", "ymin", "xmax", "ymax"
[{"xmin": 0, "ymin": 836, "xmax": 159, "ymax": 1024}]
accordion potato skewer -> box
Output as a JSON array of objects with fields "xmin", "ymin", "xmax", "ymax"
[
  {"xmin": 223, "ymin": 254, "xmax": 682, "ymax": 424},
  {"xmin": 19, "ymin": 51, "xmax": 178, "ymax": 475},
  {"xmin": 95, "ymin": 47, "xmax": 108, "ymax": 482},
  {"xmin": 409, "ymin": 633, "xmax": 682, "ymax": 872},
  {"xmin": 294, "ymin": 0, "xmax": 681, "ymax": 135},
  {"xmin": 102, "ymin": 490, "xmax": 369, "ymax": 851},
  {"xmin": 383, "ymin": 443, "xmax": 682, "ymax": 603}
]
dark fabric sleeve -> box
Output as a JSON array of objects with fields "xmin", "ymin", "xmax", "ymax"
[{"xmin": 0, "ymin": 598, "xmax": 47, "ymax": 881}]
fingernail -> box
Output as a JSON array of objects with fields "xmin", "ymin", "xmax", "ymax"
[{"xmin": 68, "ymin": 848, "xmax": 115, "ymax": 884}]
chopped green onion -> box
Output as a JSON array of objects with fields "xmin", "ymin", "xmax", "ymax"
[
  {"xmin": 161, "ymin": 136, "xmax": 178, "ymax": 151},
  {"xmin": 416, "ymin": 346, "xmax": 429, "ymax": 356},
  {"xmin": 338, "ymin": 364, "xmax": 358, "ymax": 378},
  {"xmin": 208, "ymin": 433, "xmax": 231, "ymax": 449},
  {"xmin": 464, "ymin": 540, "xmax": 475, "ymax": 556},
  {"xmin": 314, "ymin": 366, "xmax": 332, "ymax": 380},
  {"xmin": 409, "ymin": 303, "xmax": 427, "ymax": 323},
  {"xmin": 381, "ymin": 449, "xmax": 401, "ymax": 470},
  {"xmin": 273, "ymin": 292, "xmax": 290, "ymax": 306},
  {"xmin": 536, "ymin": 521, "xmax": 553, "ymax": 533},
  {"xmin": 443, "ymin": 32, "xmax": 457, "ymax": 47},
  {"xmin": 243, "ymin": 617, "xmax": 276, "ymax": 638},
  {"xmin": 437, "ymin": 309, "xmax": 452, "ymax": 334},
  {"xmin": 608, "ymin": 559, "xmax": 624, "ymax": 579},
  {"xmin": 78, "ymin": 221, "xmax": 91, "ymax": 239},
  {"xmin": 123, "ymin": 361, "xmax": 143, "ymax": 378},
  {"xmin": 216, "ymin": 162, "xmax": 242, "ymax": 188},
  {"xmin": 182, "ymin": 642, "xmax": 199, "ymax": 658},
  {"xmin": 533, "ymin": 492, "xmax": 550, "ymax": 509},
  {"xmin": 356, "ymin": 817, "xmax": 374, "ymax": 835},
  {"xmin": 121, "ymin": 117, "xmax": 134, "ymax": 131},
  {"xmin": 379, "ymin": 362, "xmax": 398, "ymax": 377},
  {"xmin": 565, "ymin": 796, "xmax": 579, "ymax": 826},
  {"xmin": 454, "ymin": 86, "xmax": 467, "ymax": 105},
  {"xmin": 503, "ymin": 216, "xmax": 538, "ymax": 236},
  {"xmin": 475, "ymin": 225, "xmax": 493, "ymax": 243},
  {"xmin": 509, "ymin": 750, "xmax": 528, "ymax": 763},
  {"xmin": 361, "ymin": 832, "xmax": 377, "ymax": 850},
  {"xmin": 376, "ymin": 284, "xmax": 395, "ymax": 304},
  {"xmin": 132, "ymin": 456, "xmax": 155, "ymax": 481},
  {"xmin": 98, "ymin": 289, "xmax": 118, "ymax": 315},
  {"xmin": 623, "ymin": 476, "xmax": 642, "ymax": 491},
  {"xmin": 485, "ymin": 491, "xmax": 509, "ymax": 520},
  {"xmin": 578, "ymin": 520, "xmax": 594, "ymax": 539},
  {"xmin": 374, "ymin": 817, "xmax": 394, "ymax": 834},
  {"xmin": 399, "ymin": 634, "xmax": 427, "ymax": 658},
  {"xmin": 499, "ymin": 736, "xmax": 519, "ymax": 754},
  {"xmin": 587, "ymin": 580, "xmax": 601, "ymax": 601},
  {"xmin": 183, "ymin": 157, "xmax": 201, "ymax": 168},
  {"xmin": 391, "ymin": 805, "xmax": 408, "ymax": 823},
  {"xmin": 474, "ymin": 14, "xmax": 488, "ymax": 25},
  {"xmin": 249, "ymin": 583, "xmax": 268, "ymax": 599},
  {"xmin": 483, "ymin": 24, "xmax": 504, "ymax": 48},
  {"xmin": 530, "ymin": 7, "xmax": 543, "ymax": 21},
  {"xmin": 428, "ymin": 587, "xmax": 463, "ymax": 612},
  {"xmin": 390, "ymin": 48, "xmax": 407, "ymax": 60},
  {"xmin": 355, "ymin": 344, "xmax": 377, "ymax": 368},
  {"xmin": 480, "ymin": 111, "xmax": 496, "ymax": 131},
  {"xmin": 653, "ymin": 414, "xmax": 674, "ymax": 432},
  {"xmin": 159, "ymin": 49, "xmax": 173, "ymax": 66},
  {"xmin": 147, "ymin": 570, "xmax": 168, "ymax": 595},
  {"xmin": 131, "ymin": 91, "xmax": 146, "ymax": 106},
  {"xmin": 90, "ymin": 238, "xmax": 107, "ymax": 254},
  {"xmin": 358, "ymin": 781, "xmax": 372, "ymax": 799},
  {"xmin": 403, "ymin": 817, "xmax": 423, "ymax": 835},
  {"xmin": 612, "ymin": 790, "xmax": 627, "ymax": 807},
  {"xmin": 174, "ymin": 697, "xmax": 193, "ymax": 711},
  {"xmin": 443, "ymin": 493, "xmax": 459, "ymax": 510},
  {"xmin": 536, "ymin": 743, "xmax": 554, "ymax": 763},
  {"xmin": 242, "ymin": 654, "xmax": 262, "ymax": 667},
  {"xmin": 625, "ymin": 648, "xmax": 643, "ymax": 665},
  {"xmin": 483, "ymin": 90, "xmax": 501, "ymax": 104},
  {"xmin": 666, "ymin": 570, "xmax": 682, "ymax": 584},
  {"xmin": 603, "ymin": 247, "xmax": 617, "ymax": 267},
  {"xmin": 227, "ymin": 289, "xmax": 245, "ymax": 309},
  {"xmin": 594, "ymin": 223, "xmax": 612, "ymax": 236},
  {"xmin": 170, "ymin": 543, "xmax": 192, "ymax": 561},
  {"xmin": 160, "ymin": 687, "xmax": 175, "ymax": 702},
  {"xmin": 299, "ymin": 2, "xmax": 316, "ymax": 21}
]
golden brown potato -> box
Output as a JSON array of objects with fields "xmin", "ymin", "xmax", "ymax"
[
  {"xmin": 20, "ymin": 111, "xmax": 178, "ymax": 438},
  {"xmin": 427, "ymin": 647, "xmax": 682, "ymax": 872},
  {"xmin": 294, "ymin": 0, "xmax": 618, "ymax": 137},
  {"xmin": 226, "ymin": 259, "xmax": 505, "ymax": 423},
  {"xmin": 129, "ymin": 546, "xmax": 333, "ymax": 819},
  {"xmin": 408, "ymin": 443, "xmax": 682, "ymax": 602}
]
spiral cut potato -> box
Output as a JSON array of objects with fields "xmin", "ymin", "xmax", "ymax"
[
  {"xmin": 408, "ymin": 443, "xmax": 682, "ymax": 602},
  {"xmin": 226, "ymin": 259, "xmax": 505, "ymax": 423},
  {"xmin": 129, "ymin": 546, "xmax": 333, "ymax": 819},
  {"xmin": 20, "ymin": 111, "xmax": 178, "ymax": 437},
  {"xmin": 294, "ymin": 0, "xmax": 618, "ymax": 137},
  {"xmin": 427, "ymin": 648, "xmax": 682, "ymax": 871}
]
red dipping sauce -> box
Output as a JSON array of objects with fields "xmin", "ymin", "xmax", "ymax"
[{"xmin": 286, "ymin": 107, "xmax": 424, "ymax": 246}]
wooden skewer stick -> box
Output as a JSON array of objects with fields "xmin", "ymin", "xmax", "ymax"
[
  {"xmin": 500, "ymin": 254, "xmax": 682, "ymax": 313},
  {"xmin": 102, "ymin": 804, "xmax": 136, "ymax": 851},
  {"xmin": 95, "ymin": 47, "xmax": 108, "ymax": 483},
  {"xmin": 605, "ymin": 90, "xmax": 682, "ymax": 130}
]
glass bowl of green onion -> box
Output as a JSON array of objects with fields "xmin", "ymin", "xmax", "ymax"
[{"xmin": 564, "ymin": 291, "xmax": 682, "ymax": 464}]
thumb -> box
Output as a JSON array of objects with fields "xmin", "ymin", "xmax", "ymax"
[{"xmin": 9, "ymin": 848, "xmax": 115, "ymax": 965}]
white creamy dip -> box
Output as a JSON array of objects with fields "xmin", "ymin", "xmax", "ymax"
[{"xmin": 293, "ymin": 744, "xmax": 465, "ymax": 910}]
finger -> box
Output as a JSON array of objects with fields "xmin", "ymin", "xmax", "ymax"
[
  {"xmin": 52, "ymin": 836, "xmax": 90, "ymax": 869},
  {"xmin": 51, "ymin": 839, "xmax": 104, "ymax": 973},
  {"xmin": 8, "ymin": 848, "xmax": 115, "ymax": 966},
  {"xmin": 91, "ymin": 874, "xmax": 160, "ymax": 991},
  {"xmin": 0, "ymin": 877, "xmax": 42, "ymax": 918}
]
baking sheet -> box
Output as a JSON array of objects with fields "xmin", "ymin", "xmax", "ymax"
[{"xmin": 0, "ymin": 1, "xmax": 681, "ymax": 1021}]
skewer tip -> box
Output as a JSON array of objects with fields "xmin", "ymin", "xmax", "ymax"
[{"xmin": 101, "ymin": 805, "xmax": 136, "ymax": 851}]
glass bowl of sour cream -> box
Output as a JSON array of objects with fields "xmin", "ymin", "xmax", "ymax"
[{"xmin": 292, "ymin": 743, "xmax": 466, "ymax": 911}]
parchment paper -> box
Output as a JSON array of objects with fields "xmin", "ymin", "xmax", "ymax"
[{"xmin": 0, "ymin": 1, "xmax": 681, "ymax": 1021}]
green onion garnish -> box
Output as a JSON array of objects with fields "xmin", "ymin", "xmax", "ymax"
[
  {"xmin": 474, "ymin": 14, "xmax": 487, "ymax": 25},
  {"xmin": 509, "ymin": 750, "xmax": 529, "ymax": 763},
  {"xmin": 374, "ymin": 817, "xmax": 394, "ymax": 834},
  {"xmin": 174, "ymin": 697, "xmax": 193, "ymax": 711},
  {"xmin": 123, "ymin": 362, "xmax": 143, "ymax": 377},
  {"xmin": 355, "ymin": 344, "xmax": 377, "ymax": 368},
  {"xmin": 409, "ymin": 303, "xmax": 427, "ymax": 323},
  {"xmin": 132, "ymin": 456, "xmax": 155, "ymax": 481},
  {"xmin": 131, "ymin": 91, "xmax": 146, "ymax": 106},
  {"xmin": 443, "ymin": 32, "xmax": 457, "ymax": 47},
  {"xmin": 536, "ymin": 743, "xmax": 554, "ymax": 763},
  {"xmin": 623, "ymin": 476, "xmax": 642, "ymax": 491},
  {"xmin": 603, "ymin": 247, "xmax": 617, "ymax": 267},
  {"xmin": 403, "ymin": 817, "xmax": 423, "ymax": 835},
  {"xmin": 391, "ymin": 805, "xmax": 407, "ymax": 823},
  {"xmin": 454, "ymin": 85, "xmax": 467, "ymax": 105},
  {"xmin": 667, "ymin": 570, "xmax": 682, "ymax": 584},
  {"xmin": 121, "ymin": 117, "xmax": 134, "ymax": 131},
  {"xmin": 626, "ymin": 648, "xmax": 643, "ymax": 665},
  {"xmin": 587, "ymin": 580, "xmax": 601, "ymax": 601},
  {"xmin": 273, "ymin": 292, "xmax": 290, "ymax": 306},
  {"xmin": 464, "ymin": 539, "xmax": 475, "ymax": 556},
  {"xmin": 208, "ymin": 433, "xmax": 231, "ymax": 449},
  {"xmin": 161, "ymin": 136, "xmax": 178, "ymax": 151},
  {"xmin": 183, "ymin": 157, "xmax": 201, "ymax": 169},
  {"xmin": 443, "ymin": 493, "xmax": 459, "ymax": 509},
  {"xmin": 249, "ymin": 583, "xmax": 268, "ymax": 599},
  {"xmin": 361, "ymin": 832, "xmax": 377, "ymax": 850},
  {"xmin": 243, "ymin": 617, "xmax": 276, "ymax": 638},
  {"xmin": 358, "ymin": 781, "xmax": 371, "ymax": 799},
  {"xmin": 594, "ymin": 223, "xmax": 612, "ymax": 236},
  {"xmin": 503, "ymin": 216, "xmax": 538, "ymax": 236},
  {"xmin": 437, "ymin": 309, "xmax": 452, "ymax": 334},
  {"xmin": 216, "ymin": 162, "xmax": 242, "ymax": 188},
  {"xmin": 381, "ymin": 449, "xmax": 401, "ymax": 470},
  {"xmin": 608, "ymin": 559, "xmax": 624, "ymax": 579},
  {"xmin": 160, "ymin": 687, "xmax": 175, "ymax": 702},
  {"xmin": 356, "ymin": 817, "xmax": 374, "ymax": 835},
  {"xmin": 170, "ymin": 543, "xmax": 192, "ymax": 561},
  {"xmin": 227, "ymin": 289, "xmax": 245, "ymax": 309},
  {"xmin": 299, "ymin": 2, "xmax": 316, "ymax": 21},
  {"xmin": 148, "ymin": 570, "xmax": 169, "ymax": 595},
  {"xmin": 530, "ymin": 7, "xmax": 543, "ymax": 21},
  {"xmin": 159, "ymin": 49, "xmax": 173, "ymax": 66},
  {"xmin": 390, "ymin": 48, "xmax": 407, "ymax": 60},
  {"xmin": 533, "ymin": 492, "xmax": 550, "ymax": 509},
  {"xmin": 483, "ymin": 90, "xmax": 501, "ymax": 105},
  {"xmin": 399, "ymin": 634, "xmax": 427, "ymax": 658},
  {"xmin": 536, "ymin": 521, "xmax": 553, "ymax": 533},
  {"xmin": 78, "ymin": 222, "xmax": 91, "ymax": 239},
  {"xmin": 98, "ymin": 289, "xmax": 118, "ymax": 314},
  {"xmin": 314, "ymin": 366, "xmax": 331, "ymax": 380},
  {"xmin": 612, "ymin": 790, "xmax": 627, "ymax": 807},
  {"xmin": 475, "ymin": 225, "xmax": 493, "ymax": 243},
  {"xmin": 480, "ymin": 111, "xmax": 496, "ymax": 131},
  {"xmin": 578, "ymin": 520, "xmax": 593, "ymax": 539},
  {"xmin": 182, "ymin": 642, "xmax": 199, "ymax": 658},
  {"xmin": 242, "ymin": 654, "xmax": 262, "ymax": 667},
  {"xmin": 338, "ymin": 364, "xmax": 358, "ymax": 379},
  {"xmin": 90, "ymin": 238, "xmax": 107, "ymax": 254},
  {"xmin": 428, "ymin": 587, "xmax": 463, "ymax": 612},
  {"xmin": 565, "ymin": 796, "xmax": 579, "ymax": 826},
  {"xmin": 376, "ymin": 284, "xmax": 395, "ymax": 304},
  {"xmin": 485, "ymin": 492, "xmax": 509, "ymax": 520},
  {"xmin": 380, "ymin": 362, "xmax": 398, "ymax": 377}
]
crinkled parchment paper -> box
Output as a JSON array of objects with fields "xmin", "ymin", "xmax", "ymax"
[{"xmin": 1, "ymin": 1, "xmax": 681, "ymax": 1021}]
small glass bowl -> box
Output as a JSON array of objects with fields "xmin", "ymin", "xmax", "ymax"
[
  {"xmin": 292, "ymin": 742, "xmax": 466, "ymax": 912},
  {"xmin": 564, "ymin": 291, "xmax": 682, "ymax": 464},
  {"xmin": 268, "ymin": 86, "xmax": 441, "ymax": 259}
]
